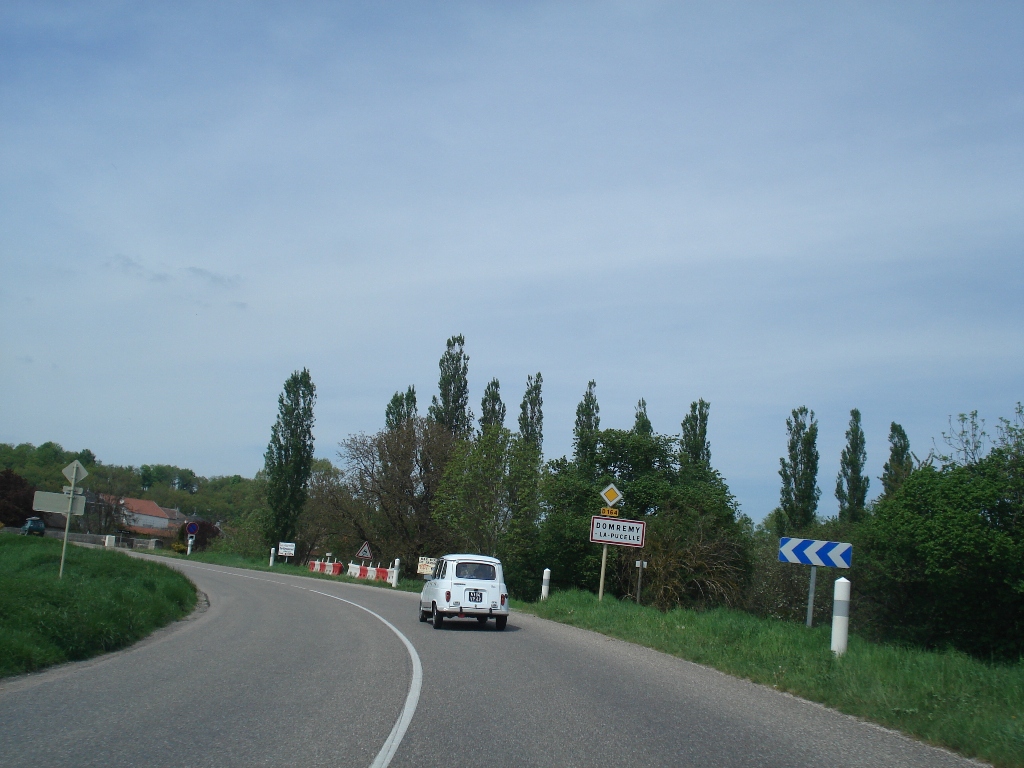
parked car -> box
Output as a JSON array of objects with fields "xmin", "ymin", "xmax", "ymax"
[
  {"xmin": 419, "ymin": 554, "xmax": 509, "ymax": 630},
  {"xmin": 20, "ymin": 517, "xmax": 46, "ymax": 537}
]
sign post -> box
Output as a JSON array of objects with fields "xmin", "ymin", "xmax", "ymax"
[
  {"xmin": 356, "ymin": 541, "xmax": 373, "ymax": 562},
  {"xmin": 592, "ymin": 483, "xmax": 645, "ymax": 601},
  {"xmin": 635, "ymin": 559, "xmax": 648, "ymax": 603},
  {"xmin": 58, "ymin": 461, "xmax": 88, "ymax": 579},
  {"xmin": 277, "ymin": 542, "xmax": 296, "ymax": 564},
  {"xmin": 778, "ymin": 537, "xmax": 852, "ymax": 628}
]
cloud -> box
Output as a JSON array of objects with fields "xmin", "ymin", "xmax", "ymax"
[{"xmin": 184, "ymin": 266, "xmax": 241, "ymax": 289}]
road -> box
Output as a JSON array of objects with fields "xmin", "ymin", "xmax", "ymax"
[{"xmin": 0, "ymin": 557, "xmax": 979, "ymax": 767}]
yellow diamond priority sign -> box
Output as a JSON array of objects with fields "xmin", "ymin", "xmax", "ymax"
[{"xmin": 600, "ymin": 483, "xmax": 622, "ymax": 507}]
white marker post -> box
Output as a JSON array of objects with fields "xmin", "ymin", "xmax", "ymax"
[
  {"xmin": 831, "ymin": 577, "xmax": 851, "ymax": 656},
  {"xmin": 541, "ymin": 568, "xmax": 550, "ymax": 601},
  {"xmin": 59, "ymin": 460, "xmax": 88, "ymax": 580},
  {"xmin": 391, "ymin": 558, "xmax": 401, "ymax": 588},
  {"xmin": 187, "ymin": 535, "xmax": 195, "ymax": 556},
  {"xmin": 269, "ymin": 547, "xmax": 276, "ymax": 567}
]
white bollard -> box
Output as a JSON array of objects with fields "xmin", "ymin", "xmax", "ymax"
[
  {"xmin": 269, "ymin": 547, "xmax": 276, "ymax": 567},
  {"xmin": 187, "ymin": 538, "xmax": 193, "ymax": 556},
  {"xmin": 831, "ymin": 577, "xmax": 851, "ymax": 656},
  {"xmin": 541, "ymin": 568, "xmax": 551, "ymax": 601},
  {"xmin": 392, "ymin": 559, "xmax": 401, "ymax": 588}
]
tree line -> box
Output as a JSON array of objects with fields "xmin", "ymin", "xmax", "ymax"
[{"xmin": 247, "ymin": 335, "xmax": 1023, "ymax": 659}]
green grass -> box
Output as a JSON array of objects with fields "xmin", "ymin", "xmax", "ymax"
[
  {"xmin": 146, "ymin": 549, "xmax": 427, "ymax": 593},
  {"xmin": 0, "ymin": 535, "xmax": 197, "ymax": 678},
  {"xmin": 514, "ymin": 589, "xmax": 1024, "ymax": 768}
]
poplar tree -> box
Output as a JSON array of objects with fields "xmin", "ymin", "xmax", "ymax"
[
  {"xmin": 385, "ymin": 386, "xmax": 417, "ymax": 430},
  {"xmin": 633, "ymin": 398, "xmax": 653, "ymax": 435},
  {"xmin": 479, "ymin": 378, "xmax": 506, "ymax": 431},
  {"xmin": 573, "ymin": 380, "xmax": 600, "ymax": 469},
  {"xmin": 428, "ymin": 334, "xmax": 473, "ymax": 437},
  {"xmin": 681, "ymin": 398, "xmax": 711, "ymax": 469},
  {"xmin": 881, "ymin": 422, "xmax": 914, "ymax": 498},
  {"xmin": 264, "ymin": 368, "xmax": 316, "ymax": 546},
  {"xmin": 779, "ymin": 406, "xmax": 820, "ymax": 532},
  {"xmin": 518, "ymin": 372, "xmax": 543, "ymax": 451},
  {"xmin": 836, "ymin": 408, "xmax": 868, "ymax": 523}
]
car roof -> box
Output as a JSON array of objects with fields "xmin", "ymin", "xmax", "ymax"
[{"xmin": 442, "ymin": 554, "xmax": 501, "ymax": 564}]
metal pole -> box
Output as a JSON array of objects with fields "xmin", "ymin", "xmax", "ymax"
[
  {"xmin": 805, "ymin": 565, "xmax": 817, "ymax": 627},
  {"xmin": 541, "ymin": 568, "xmax": 550, "ymax": 601},
  {"xmin": 598, "ymin": 544, "xmax": 608, "ymax": 601},
  {"xmin": 58, "ymin": 468, "xmax": 80, "ymax": 580},
  {"xmin": 831, "ymin": 577, "xmax": 851, "ymax": 655},
  {"xmin": 636, "ymin": 560, "xmax": 644, "ymax": 604}
]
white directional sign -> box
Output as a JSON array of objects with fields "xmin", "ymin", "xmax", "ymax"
[
  {"xmin": 590, "ymin": 516, "xmax": 646, "ymax": 548},
  {"xmin": 33, "ymin": 491, "xmax": 86, "ymax": 516},
  {"xmin": 778, "ymin": 537, "xmax": 852, "ymax": 568},
  {"xmin": 277, "ymin": 542, "xmax": 296, "ymax": 557}
]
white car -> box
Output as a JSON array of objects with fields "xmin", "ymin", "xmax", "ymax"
[{"xmin": 419, "ymin": 554, "xmax": 509, "ymax": 630}]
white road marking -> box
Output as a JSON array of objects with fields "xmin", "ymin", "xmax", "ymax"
[
  {"xmin": 309, "ymin": 590, "xmax": 423, "ymax": 768},
  {"xmin": 157, "ymin": 559, "xmax": 421, "ymax": 768}
]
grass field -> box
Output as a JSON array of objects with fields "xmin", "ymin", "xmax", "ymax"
[
  {"xmin": 0, "ymin": 535, "xmax": 197, "ymax": 678},
  {"xmin": 515, "ymin": 589, "xmax": 1023, "ymax": 768}
]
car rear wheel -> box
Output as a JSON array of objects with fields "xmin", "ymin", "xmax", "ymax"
[
  {"xmin": 495, "ymin": 615, "xmax": 507, "ymax": 631},
  {"xmin": 432, "ymin": 604, "xmax": 444, "ymax": 629}
]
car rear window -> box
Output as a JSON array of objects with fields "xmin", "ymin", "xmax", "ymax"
[{"xmin": 456, "ymin": 562, "xmax": 496, "ymax": 580}]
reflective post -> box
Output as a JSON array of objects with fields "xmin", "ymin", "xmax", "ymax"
[
  {"xmin": 541, "ymin": 568, "xmax": 550, "ymax": 601},
  {"xmin": 831, "ymin": 577, "xmax": 851, "ymax": 656},
  {"xmin": 269, "ymin": 547, "xmax": 276, "ymax": 567}
]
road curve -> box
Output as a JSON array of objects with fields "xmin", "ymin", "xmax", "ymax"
[{"xmin": 0, "ymin": 556, "xmax": 981, "ymax": 768}]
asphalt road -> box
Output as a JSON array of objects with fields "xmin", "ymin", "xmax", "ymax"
[{"xmin": 0, "ymin": 557, "xmax": 981, "ymax": 768}]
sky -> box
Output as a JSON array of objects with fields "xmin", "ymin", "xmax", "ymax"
[{"xmin": 2, "ymin": 2, "xmax": 1022, "ymax": 522}]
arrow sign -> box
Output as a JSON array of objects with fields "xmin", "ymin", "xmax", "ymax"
[
  {"xmin": 33, "ymin": 491, "xmax": 86, "ymax": 516},
  {"xmin": 356, "ymin": 541, "xmax": 373, "ymax": 560},
  {"xmin": 778, "ymin": 537, "xmax": 852, "ymax": 569}
]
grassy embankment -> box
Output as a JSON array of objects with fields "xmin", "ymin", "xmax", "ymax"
[
  {"xmin": 515, "ymin": 589, "xmax": 1023, "ymax": 768},
  {"xmin": 0, "ymin": 534, "xmax": 197, "ymax": 678},
  {"xmin": 147, "ymin": 549, "xmax": 427, "ymax": 593}
]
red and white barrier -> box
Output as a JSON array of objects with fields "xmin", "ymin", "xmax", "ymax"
[{"xmin": 308, "ymin": 558, "xmax": 400, "ymax": 587}]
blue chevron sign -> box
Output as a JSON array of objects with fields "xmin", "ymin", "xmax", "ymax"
[{"xmin": 778, "ymin": 538, "xmax": 852, "ymax": 569}]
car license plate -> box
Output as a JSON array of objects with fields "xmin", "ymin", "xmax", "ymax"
[{"xmin": 468, "ymin": 591, "xmax": 483, "ymax": 603}]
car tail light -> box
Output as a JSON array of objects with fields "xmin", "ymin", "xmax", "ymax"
[
  {"xmin": 445, "ymin": 590, "xmax": 451, "ymax": 602},
  {"xmin": 500, "ymin": 594, "xmax": 506, "ymax": 606}
]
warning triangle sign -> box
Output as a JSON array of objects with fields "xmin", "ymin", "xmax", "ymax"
[{"xmin": 356, "ymin": 541, "xmax": 373, "ymax": 560}]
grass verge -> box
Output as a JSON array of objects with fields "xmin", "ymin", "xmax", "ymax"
[
  {"xmin": 0, "ymin": 535, "xmax": 197, "ymax": 678},
  {"xmin": 514, "ymin": 589, "xmax": 1023, "ymax": 768},
  {"xmin": 145, "ymin": 549, "xmax": 427, "ymax": 593}
]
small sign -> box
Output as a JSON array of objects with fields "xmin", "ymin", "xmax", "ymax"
[
  {"xmin": 778, "ymin": 538, "xmax": 852, "ymax": 569},
  {"xmin": 356, "ymin": 541, "xmax": 373, "ymax": 560},
  {"xmin": 62, "ymin": 460, "xmax": 89, "ymax": 485},
  {"xmin": 599, "ymin": 484, "xmax": 623, "ymax": 507},
  {"xmin": 278, "ymin": 542, "xmax": 296, "ymax": 557},
  {"xmin": 417, "ymin": 556, "xmax": 438, "ymax": 575},
  {"xmin": 185, "ymin": 522, "xmax": 200, "ymax": 536},
  {"xmin": 600, "ymin": 507, "xmax": 619, "ymax": 517},
  {"xmin": 33, "ymin": 491, "xmax": 86, "ymax": 516},
  {"xmin": 590, "ymin": 516, "xmax": 646, "ymax": 548}
]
